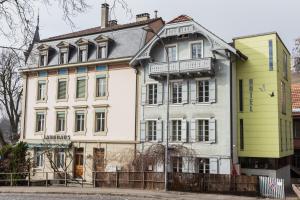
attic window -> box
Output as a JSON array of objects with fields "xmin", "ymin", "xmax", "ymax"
[
  {"xmin": 56, "ymin": 41, "xmax": 71, "ymax": 65},
  {"xmin": 78, "ymin": 48, "xmax": 87, "ymax": 62},
  {"xmin": 40, "ymin": 54, "xmax": 46, "ymax": 66},
  {"xmin": 37, "ymin": 44, "xmax": 50, "ymax": 67},
  {"xmin": 98, "ymin": 43, "xmax": 107, "ymax": 59},
  {"xmin": 75, "ymin": 38, "xmax": 90, "ymax": 63}
]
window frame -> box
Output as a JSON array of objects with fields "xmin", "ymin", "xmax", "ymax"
[
  {"xmin": 170, "ymin": 119, "xmax": 182, "ymax": 142},
  {"xmin": 147, "ymin": 83, "xmax": 158, "ymax": 105},
  {"xmin": 165, "ymin": 44, "xmax": 178, "ymax": 62},
  {"xmin": 94, "ymin": 70, "xmax": 108, "ymax": 100},
  {"xmin": 97, "ymin": 42, "xmax": 108, "ymax": 59},
  {"xmin": 196, "ymin": 79, "xmax": 210, "ymax": 104},
  {"xmin": 198, "ymin": 158, "xmax": 210, "ymax": 174},
  {"xmin": 34, "ymin": 109, "xmax": 47, "ymax": 134},
  {"xmin": 170, "ymin": 80, "xmax": 183, "ymax": 104},
  {"xmin": 283, "ymin": 51, "xmax": 288, "ymax": 80},
  {"xmin": 196, "ymin": 119, "xmax": 209, "ymax": 142},
  {"xmin": 55, "ymin": 149, "xmax": 65, "ymax": 170},
  {"xmin": 74, "ymin": 108, "xmax": 87, "ymax": 135},
  {"xmin": 190, "ymin": 40, "xmax": 204, "ymax": 59},
  {"xmin": 36, "ymin": 78, "xmax": 48, "ymax": 102},
  {"xmin": 281, "ymin": 81, "xmax": 286, "ymax": 115},
  {"xmin": 172, "ymin": 157, "xmax": 183, "ymax": 173},
  {"xmin": 146, "ymin": 120, "xmax": 157, "ymax": 142},
  {"xmin": 35, "ymin": 147, "xmax": 44, "ymax": 169},
  {"xmin": 55, "ymin": 110, "xmax": 67, "ymax": 133},
  {"xmin": 93, "ymin": 107, "xmax": 108, "ymax": 136},
  {"xmin": 75, "ymin": 75, "xmax": 88, "ymax": 101},
  {"xmin": 56, "ymin": 77, "xmax": 69, "ymax": 102}
]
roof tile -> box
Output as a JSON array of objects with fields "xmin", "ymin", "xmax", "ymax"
[
  {"xmin": 292, "ymin": 83, "xmax": 300, "ymax": 111},
  {"xmin": 168, "ymin": 15, "xmax": 193, "ymax": 24}
]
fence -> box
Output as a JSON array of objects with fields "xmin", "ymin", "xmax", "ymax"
[
  {"xmin": 259, "ymin": 176, "xmax": 285, "ymax": 199},
  {"xmin": 93, "ymin": 171, "xmax": 259, "ymax": 195}
]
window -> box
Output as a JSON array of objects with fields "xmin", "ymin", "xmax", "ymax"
[
  {"xmin": 283, "ymin": 51, "xmax": 288, "ymax": 79},
  {"xmin": 239, "ymin": 80, "xmax": 243, "ymax": 112},
  {"xmin": 37, "ymin": 80, "xmax": 46, "ymax": 101},
  {"xmin": 240, "ymin": 119, "xmax": 244, "ymax": 151},
  {"xmin": 57, "ymin": 79, "xmax": 67, "ymax": 100},
  {"xmin": 76, "ymin": 77, "xmax": 86, "ymax": 99},
  {"xmin": 95, "ymin": 111, "xmax": 105, "ymax": 132},
  {"xmin": 197, "ymin": 119, "xmax": 209, "ymax": 142},
  {"xmin": 36, "ymin": 112, "xmax": 45, "ymax": 132},
  {"xmin": 198, "ymin": 158, "xmax": 210, "ymax": 174},
  {"xmin": 285, "ymin": 120, "xmax": 288, "ymax": 151},
  {"xmin": 75, "ymin": 111, "xmax": 85, "ymax": 132},
  {"xmin": 35, "ymin": 148, "xmax": 44, "ymax": 168},
  {"xmin": 147, "ymin": 84, "xmax": 157, "ymax": 105},
  {"xmin": 98, "ymin": 45, "xmax": 107, "ymax": 59},
  {"xmin": 191, "ymin": 42, "xmax": 203, "ymax": 59},
  {"xmin": 294, "ymin": 119, "xmax": 300, "ymax": 138},
  {"xmin": 56, "ymin": 149, "xmax": 65, "ymax": 169},
  {"xmin": 96, "ymin": 76, "xmax": 107, "ymax": 97},
  {"xmin": 171, "ymin": 120, "xmax": 182, "ymax": 142},
  {"xmin": 147, "ymin": 121, "xmax": 157, "ymax": 141},
  {"xmin": 281, "ymin": 81, "xmax": 286, "ymax": 114},
  {"xmin": 78, "ymin": 49, "xmax": 87, "ymax": 62},
  {"xmin": 56, "ymin": 111, "xmax": 66, "ymax": 132},
  {"xmin": 197, "ymin": 80, "xmax": 209, "ymax": 103},
  {"xmin": 172, "ymin": 82, "xmax": 182, "ymax": 104},
  {"xmin": 268, "ymin": 40, "xmax": 273, "ymax": 71},
  {"xmin": 172, "ymin": 157, "xmax": 182, "ymax": 172},
  {"xmin": 60, "ymin": 52, "xmax": 67, "ymax": 64},
  {"xmin": 166, "ymin": 46, "xmax": 177, "ymax": 62},
  {"xmin": 280, "ymin": 119, "xmax": 283, "ymax": 151},
  {"xmin": 40, "ymin": 55, "xmax": 46, "ymax": 66}
]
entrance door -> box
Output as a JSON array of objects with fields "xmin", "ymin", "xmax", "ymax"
[
  {"xmin": 94, "ymin": 148, "xmax": 105, "ymax": 172},
  {"xmin": 74, "ymin": 148, "xmax": 84, "ymax": 178}
]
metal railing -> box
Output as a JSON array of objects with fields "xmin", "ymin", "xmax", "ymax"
[{"xmin": 149, "ymin": 58, "xmax": 213, "ymax": 75}]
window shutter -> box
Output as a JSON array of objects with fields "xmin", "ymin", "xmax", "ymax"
[
  {"xmin": 181, "ymin": 119, "xmax": 187, "ymax": 142},
  {"xmin": 209, "ymin": 118, "xmax": 216, "ymax": 143},
  {"xmin": 190, "ymin": 80, "xmax": 197, "ymax": 104},
  {"xmin": 209, "ymin": 79, "xmax": 216, "ymax": 103},
  {"xmin": 209, "ymin": 158, "xmax": 218, "ymax": 174},
  {"xmin": 182, "ymin": 81, "xmax": 188, "ymax": 104},
  {"xmin": 182, "ymin": 157, "xmax": 189, "ymax": 173},
  {"xmin": 190, "ymin": 119, "xmax": 196, "ymax": 142},
  {"xmin": 157, "ymin": 83, "xmax": 163, "ymax": 105},
  {"xmin": 141, "ymin": 85, "xmax": 147, "ymax": 105},
  {"xmin": 157, "ymin": 120, "xmax": 163, "ymax": 142},
  {"xmin": 140, "ymin": 121, "xmax": 146, "ymax": 142}
]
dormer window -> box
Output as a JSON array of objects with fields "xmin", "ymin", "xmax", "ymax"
[
  {"xmin": 57, "ymin": 41, "xmax": 72, "ymax": 65},
  {"xmin": 95, "ymin": 35, "xmax": 111, "ymax": 60},
  {"xmin": 75, "ymin": 38, "xmax": 90, "ymax": 63},
  {"xmin": 37, "ymin": 44, "xmax": 50, "ymax": 67}
]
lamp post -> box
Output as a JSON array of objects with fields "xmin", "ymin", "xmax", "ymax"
[{"xmin": 143, "ymin": 26, "xmax": 170, "ymax": 191}]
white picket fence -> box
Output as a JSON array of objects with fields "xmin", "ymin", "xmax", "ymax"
[{"xmin": 259, "ymin": 176, "xmax": 285, "ymax": 199}]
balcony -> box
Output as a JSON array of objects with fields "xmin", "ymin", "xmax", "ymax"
[{"xmin": 149, "ymin": 58, "xmax": 214, "ymax": 80}]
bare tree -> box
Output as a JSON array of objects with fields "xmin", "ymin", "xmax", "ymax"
[
  {"xmin": 293, "ymin": 38, "xmax": 300, "ymax": 72},
  {"xmin": 0, "ymin": 50, "xmax": 23, "ymax": 142},
  {"xmin": 0, "ymin": 128, "xmax": 6, "ymax": 146}
]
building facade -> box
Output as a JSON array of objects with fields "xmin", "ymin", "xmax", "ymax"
[
  {"xmin": 234, "ymin": 32, "xmax": 293, "ymax": 185},
  {"xmin": 20, "ymin": 3, "xmax": 164, "ymax": 182},
  {"xmin": 131, "ymin": 15, "xmax": 246, "ymax": 174},
  {"xmin": 292, "ymin": 84, "xmax": 300, "ymax": 176}
]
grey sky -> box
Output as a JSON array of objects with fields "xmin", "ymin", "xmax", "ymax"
[{"xmin": 34, "ymin": 0, "xmax": 300, "ymax": 52}]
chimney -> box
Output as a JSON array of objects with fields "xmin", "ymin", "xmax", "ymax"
[
  {"xmin": 154, "ymin": 10, "xmax": 158, "ymax": 19},
  {"xmin": 136, "ymin": 13, "xmax": 150, "ymax": 22},
  {"xmin": 101, "ymin": 3, "xmax": 109, "ymax": 28},
  {"xmin": 109, "ymin": 20, "xmax": 118, "ymax": 26}
]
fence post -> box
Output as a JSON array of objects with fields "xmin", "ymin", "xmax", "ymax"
[
  {"xmin": 46, "ymin": 172, "xmax": 48, "ymax": 187},
  {"xmin": 65, "ymin": 172, "xmax": 67, "ymax": 187},
  {"xmin": 10, "ymin": 173, "xmax": 13, "ymax": 187},
  {"xmin": 142, "ymin": 171, "xmax": 145, "ymax": 189},
  {"xmin": 28, "ymin": 172, "xmax": 30, "ymax": 187},
  {"xmin": 115, "ymin": 171, "xmax": 118, "ymax": 188},
  {"xmin": 93, "ymin": 172, "xmax": 96, "ymax": 188}
]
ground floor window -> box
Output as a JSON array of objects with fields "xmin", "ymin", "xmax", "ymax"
[
  {"xmin": 198, "ymin": 158, "xmax": 210, "ymax": 174},
  {"xmin": 56, "ymin": 149, "xmax": 65, "ymax": 169},
  {"xmin": 172, "ymin": 157, "xmax": 182, "ymax": 172},
  {"xmin": 35, "ymin": 148, "xmax": 44, "ymax": 168}
]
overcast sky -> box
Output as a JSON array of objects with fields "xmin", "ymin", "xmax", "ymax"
[{"xmin": 35, "ymin": 0, "xmax": 300, "ymax": 52}]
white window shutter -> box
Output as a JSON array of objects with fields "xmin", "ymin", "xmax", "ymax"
[
  {"xmin": 190, "ymin": 119, "xmax": 196, "ymax": 142},
  {"xmin": 209, "ymin": 118, "xmax": 216, "ymax": 143},
  {"xmin": 209, "ymin": 158, "xmax": 218, "ymax": 174},
  {"xmin": 181, "ymin": 119, "xmax": 187, "ymax": 142},
  {"xmin": 182, "ymin": 157, "xmax": 189, "ymax": 173},
  {"xmin": 157, "ymin": 83, "xmax": 163, "ymax": 105},
  {"xmin": 182, "ymin": 81, "xmax": 188, "ymax": 104},
  {"xmin": 157, "ymin": 120, "xmax": 163, "ymax": 142},
  {"xmin": 189, "ymin": 157, "xmax": 196, "ymax": 173},
  {"xmin": 190, "ymin": 80, "xmax": 197, "ymax": 104},
  {"xmin": 140, "ymin": 121, "xmax": 146, "ymax": 142},
  {"xmin": 141, "ymin": 85, "xmax": 147, "ymax": 105},
  {"xmin": 209, "ymin": 79, "xmax": 216, "ymax": 103}
]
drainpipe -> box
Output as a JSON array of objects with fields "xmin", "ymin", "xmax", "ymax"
[{"xmin": 230, "ymin": 54, "xmax": 234, "ymax": 171}]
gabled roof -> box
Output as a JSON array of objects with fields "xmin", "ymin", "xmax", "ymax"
[
  {"xmin": 168, "ymin": 15, "xmax": 193, "ymax": 24},
  {"xmin": 41, "ymin": 18, "xmax": 163, "ymax": 42}
]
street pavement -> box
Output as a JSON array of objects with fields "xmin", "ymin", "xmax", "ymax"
[{"xmin": 0, "ymin": 187, "xmax": 297, "ymax": 200}]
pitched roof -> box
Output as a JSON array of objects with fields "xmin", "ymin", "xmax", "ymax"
[
  {"xmin": 41, "ymin": 18, "xmax": 162, "ymax": 42},
  {"xmin": 168, "ymin": 15, "xmax": 193, "ymax": 24},
  {"xmin": 292, "ymin": 83, "xmax": 300, "ymax": 112}
]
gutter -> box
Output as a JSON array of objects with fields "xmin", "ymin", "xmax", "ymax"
[{"xmin": 20, "ymin": 57, "xmax": 132, "ymax": 73}]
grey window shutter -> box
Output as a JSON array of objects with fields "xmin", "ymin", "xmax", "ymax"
[
  {"xmin": 190, "ymin": 119, "xmax": 196, "ymax": 142},
  {"xmin": 157, "ymin": 83, "xmax": 163, "ymax": 105},
  {"xmin": 182, "ymin": 81, "xmax": 188, "ymax": 104},
  {"xmin": 157, "ymin": 120, "xmax": 163, "ymax": 142},
  {"xmin": 190, "ymin": 80, "xmax": 197, "ymax": 104},
  {"xmin": 141, "ymin": 85, "xmax": 147, "ymax": 105},
  {"xmin": 209, "ymin": 158, "xmax": 218, "ymax": 174},
  {"xmin": 209, "ymin": 118, "xmax": 216, "ymax": 143},
  {"xmin": 140, "ymin": 121, "xmax": 146, "ymax": 142},
  {"xmin": 181, "ymin": 119, "xmax": 187, "ymax": 142},
  {"xmin": 209, "ymin": 79, "xmax": 216, "ymax": 103},
  {"xmin": 182, "ymin": 157, "xmax": 189, "ymax": 173}
]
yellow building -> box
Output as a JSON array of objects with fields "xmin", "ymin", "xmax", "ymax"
[{"xmin": 234, "ymin": 32, "xmax": 292, "ymax": 185}]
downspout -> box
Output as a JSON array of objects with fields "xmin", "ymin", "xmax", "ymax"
[
  {"xmin": 230, "ymin": 54, "xmax": 234, "ymax": 170},
  {"xmin": 21, "ymin": 73, "xmax": 28, "ymax": 140},
  {"xmin": 133, "ymin": 66, "xmax": 139, "ymax": 160}
]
